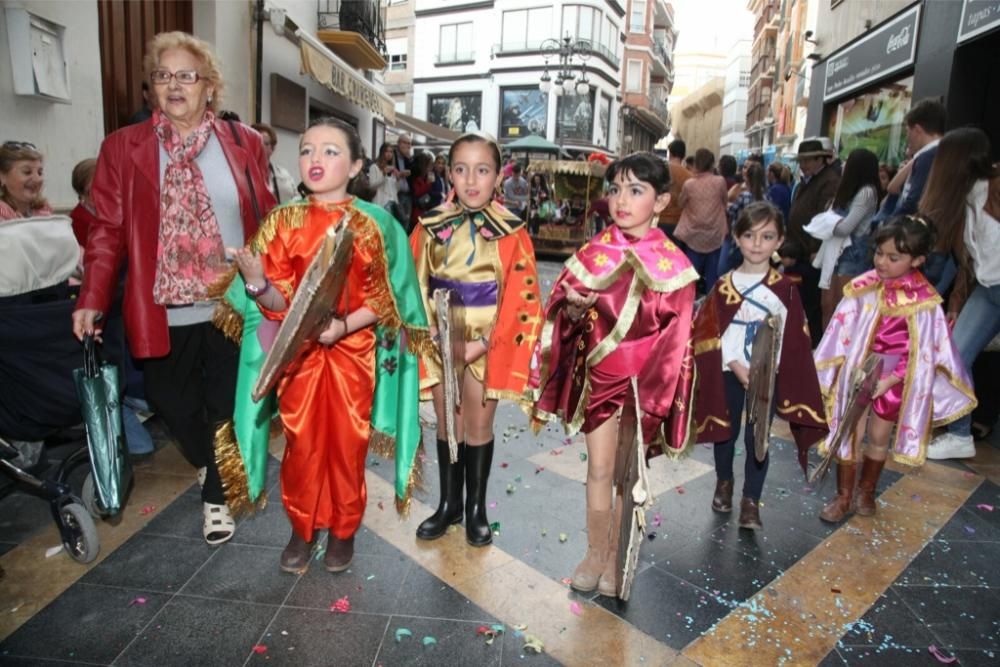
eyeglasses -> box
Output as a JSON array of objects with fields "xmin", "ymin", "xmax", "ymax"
[
  {"xmin": 3, "ymin": 141, "xmax": 37, "ymax": 150},
  {"xmin": 150, "ymin": 69, "xmax": 202, "ymax": 85}
]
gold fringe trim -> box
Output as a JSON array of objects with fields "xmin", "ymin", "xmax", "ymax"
[
  {"xmin": 393, "ymin": 437, "xmax": 427, "ymax": 518},
  {"xmin": 368, "ymin": 429, "xmax": 396, "ymax": 460},
  {"xmin": 211, "ymin": 298, "xmax": 244, "ymax": 343},
  {"xmin": 406, "ymin": 327, "xmax": 436, "ymax": 358},
  {"xmin": 214, "ymin": 421, "xmax": 267, "ymax": 518},
  {"xmin": 249, "ymin": 202, "xmax": 309, "ymax": 254}
]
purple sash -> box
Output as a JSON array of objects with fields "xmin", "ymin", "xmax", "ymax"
[{"xmin": 429, "ymin": 276, "xmax": 498, "ymax": 307}]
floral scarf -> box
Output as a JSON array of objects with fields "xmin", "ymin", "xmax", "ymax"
[{"xmin": 152, "ymin": 109, "xmax": 228, "ymax": 305}]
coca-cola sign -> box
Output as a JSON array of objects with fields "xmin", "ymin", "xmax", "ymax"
[
  {"xmin": 823, "ymin": 4, "xmax": 921, "ymax": 102},
  {"xmin": 958, "ymin": 0, "xmax": 1000, "ymax": 43}
]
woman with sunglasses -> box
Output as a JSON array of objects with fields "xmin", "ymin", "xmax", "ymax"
[
  {"xmin": 71, "ymin": 31, "xmax": 276, "ymax": 545},
  {"xmin": 0, "ymin": 141, "xmax": 51, "ymax": 220}
]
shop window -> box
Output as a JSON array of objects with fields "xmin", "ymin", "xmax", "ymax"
[
  {"xmin": 826, "ymin": 76, "xmax": 913, "ymax": 166},
  {"xmin": 438, "ymin": 22, "xmax": 474, "ymax": 64}
]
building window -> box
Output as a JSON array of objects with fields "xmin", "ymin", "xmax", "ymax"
[
  {"xmin": 630, "ymin": 0, "xmax": 646, "ymax": 33},
  {"xmin": 562, "ymin": 5, "xmax": 619, "ymax": 64},
  {"xmin": 386, "ymin": 37, "xmax": 407, "ymax": 71},
  {"xmin": 626, "ymin": 59, "xmax": 643, "ymax": 92},
  {"xmin": 501, "ymin": 7, "xmax": 552, "ymax": 51},
  {"xmin": 438, "ymin": 22, "xmax": 474, "ymax": 64}
]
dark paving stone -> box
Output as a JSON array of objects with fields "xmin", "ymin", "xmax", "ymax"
[
  {"xmin": 375, "ymin": 616, "xmax": 501, "ymax": 667},
  {"xmin": 80, "ymin": 533, "xmax": 214, "ymax": 592},
  {"xmin": 139, "ymin": 488, "xmax": 204, "ymax": 540},
  {"xmin": 0, "ymin": 583, "xmax": 166, "ymax": 664},
  {"xmin": 710, "ymin": 513, "xmax": 823, "ymax": 573},
  {"xmin": 393, "ymin": 565, "xmax": 495, "ymax": 623},
  {"xmin": 0, "ymin": 491, "xmax": 53, "ymax": 545},
  {"xmin": 654, "ymin": 473, "xmax": 735, "ymax": 535},
  {"xmin": 179, "ymin": 543, "xmax": 296, "ymax": 605},
  {"xmin": 817, "ymin": 647, "xmax": 847, "ymax": 665},
  {"xmin": 592, "ymin": 566, "xmax": 730, "ymax": 648},
  {"xmin": 0, "ymin": 657, "xmax": 97, "ymax": 666},
  {"xmin": 284, "ymin": 552, "xmax": 410, "ymax": 614},
  {"xmin": 836, "ymin": 645, "xmax": 951, "ymax": 665},
  {"xmin": 839, "ymin": 587, "xmax": 936, "ymax": 649},
  {"xmin": 229, "ymin": 498, "xmax": 293, "ymax": 549},
  {"xmin": 652, "ymin": 536, "xmax": 783, "ymax": 605},
  {"xmin": 488, "ymin": 504, "xmax": 588, "ymax": 583},
  {"xmin": 894, "ymin": 585, "xmax": 1000, "ymax": 650},
  {"xmin": 114, "ymin": 595, "xmax": 276, "ymax": 667},
  {"xmin": 896, "ymin": 540, "xmax": 999, "ymax": 588},
  {"xmin": 935, "ymin": 506, "xmax": 1000, "ymax": 543},
  {"xmin": 246, "ymin": 607, "xmax": 388, "ymax": 666},
  {"xmin": 0, "ymin": 541, "xmax": 16, "ymax": 557}
]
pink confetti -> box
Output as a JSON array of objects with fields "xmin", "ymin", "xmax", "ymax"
[
  {"xmin": 560, "ymin": 577, "xmax": 572, "ymax": 586},
  {"xmin": 488, "ymin": 502, "xmax": 497, "ymax": 509},
  {"xmin": 377, "ymin": 501, "xmax": 384, "ymax": 511},
  {"xmin": 563, "ymin": 438, "xmax": 573, "ymax": 445},
  {"xmin": 675, "ymin": 486, "xmax": 686, "ymax": 495},
  {"xmin": 963, "ymin": 471, "xmax": 977, "ymax": 479},
  {"xmin": 535, "ymin": 466, "xmax": 545, "ymax": 474},
  {"xmin": 252, "ymin": 645, "xmax": 267, "ymax": 655},
  {"xmin": 129, "ymin": 596, "xmax": 147, "ymax": 607},
  {"xmin": 652, "ymin": 513, "xmax": 662, "ymax": 527},
  {"xmin": 976, "ymin": 504, "xmax": 994, "ymax": 512},
  {"xmin": 550, "ymin": 448, "xmax": 564, "ymax": 456},
  {"xmin": 569, "ymin": 601, "xmax": 582, "ymax": 616},
  {"xmin": 139, "ymin": 505, "xmax": 156, "ymax": 516},
  {"xmin": 928, "ymin": 644, "xmax": 956, "ymax": 664},
  {"xmin": 330, "ymin": 596, "xmax": 351, "ymax": 613},
  {"xmin": 500, "ymin": 462, "xmax": 510, "ymax": 468}
]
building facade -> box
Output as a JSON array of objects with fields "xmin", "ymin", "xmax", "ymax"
[
  {"xmin": 805, "ymin": 0, "xmax": 1000, "ymax": 166},
  {"xmin": 671, "ymin": 76, "xmax": 725, "ymax": 157},
  {"xmin": 408, "ymin": 0, "xmax": 625, "ymax": 155},
  {"xmin": 770, "ymin": 0, "xmax": 815, "ymax": 155},
  {"xmin": 719, "ymin": 39, "xmax": 751, "ymax": 157},
  {"xmin": 744, "ymin": 0, "xmax": 779, "ymax": 150},
  {"xmin": 620, "ymin": 0, "xmax": 676, "ymax": 154},
  {"xmin": 1, "ymin": 0, "xmax": 395, "ymax": 208}
]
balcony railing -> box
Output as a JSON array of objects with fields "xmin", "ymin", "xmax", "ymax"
[
  {"xmin": 317, "ymin": 0, "xmax": 386, "ymax": 56},
  {"xmin": 652, "ymin": 39, "xmax": 671, "ymax": 69},
  {"xmin": 651, "ymin": 96, "xmax": 669, "ymax": 119},
  {"xmin": 492, "ymin": 40, "xmax": 620, "ymax": 70},
  {"xmin": 436, "ymin": 51, "xmax": 475, "ymax": 65}
]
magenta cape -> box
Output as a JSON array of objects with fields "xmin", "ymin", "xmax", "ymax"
[
  {"xmin": 530, "ymin": 224, "xmax": 699, "ymax": 454},
  {"xmin": 814, "ymin": 269, "xmax": 976, "ymax": 465}
]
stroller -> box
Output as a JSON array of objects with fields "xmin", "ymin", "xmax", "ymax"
[{"xmin": 0, "ymin": 215, "xmax": 128, "ymax": 563}]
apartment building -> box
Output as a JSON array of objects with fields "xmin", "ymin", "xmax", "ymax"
[
  {"xmin": 744, "ymin": 0, "xmax": 779, "ymax": 151},
  {"xmin": 620, "ymin": 0, "xmax": 677, "ymax": 154}
]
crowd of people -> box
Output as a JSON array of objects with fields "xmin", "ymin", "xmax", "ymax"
[{"xmin": 2, "ymin": 30, "xmax": 998, "ymax": 606}]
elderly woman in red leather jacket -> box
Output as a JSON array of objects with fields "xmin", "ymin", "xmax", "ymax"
[{"xmin": 72, "ymin": 31, "xmax": 275, "ymax": 545}]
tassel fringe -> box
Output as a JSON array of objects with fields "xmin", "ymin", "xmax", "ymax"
[
  {"xmin": 393, "ymin": 437, "xmax": 426, "ymax": 518},
  {"xmin": 214, "ymin": 421, "xmax": 267, "ymax": 517},
  {"xmin": 211, "ymin": 298, "xmax": 245, "ymax": 343}
]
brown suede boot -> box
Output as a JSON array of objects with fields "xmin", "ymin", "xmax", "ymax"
[
  {"xmin": 570, "ymin": 508, "xmax": 611, "ymax": 593},
  {"xmin": 324, "ymin": 533, "xmax": 355, "ymax": 573},
  {"xmin": 738, "ymin": 497, "xmax": 762, "ymax": 530},
  {"xmin": 712, "ymin": 479, "xmax": 734, "ymax": 513},
  {"xmin": 597, "ymin": 499, "xmax": 623, "ymax": 598},
  {"xmin": 855, "ymin": 457, "xmax": 886, "ymax": 516},
  {"xmin": 820, "ymin": 462, "xmax": 857, "ymax": 523},
  {"xmin": 280, "ymin": 532, "xmax": 314, "ymax": 574}
]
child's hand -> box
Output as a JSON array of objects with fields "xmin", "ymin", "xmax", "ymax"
[
  {"xmin": 228, "ymin": 247, "xmax": 265, "ymax": 285},
  {"xmin": 317, "ymin": 317, "xmax": 347, "ymax": 346},
  {"xmin": 729, "ymin": 362, "xmax": 750, "ymax": 388},
  {"xmin": 873, "ymin": 376, "xmax": 899, "ymax": 399},
  {"xmin": 564, "ymin": 285, "xmax": 598, "ymax": 322}
]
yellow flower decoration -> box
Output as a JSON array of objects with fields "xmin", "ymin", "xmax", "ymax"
[
  {"xmin": 662, "ymin": 239, "xmax": 677, "ymax": 251},
  {"xmin": 657, "ymin": 257, "xmax": 673, "ymax": 272},
  {"xmin": 594, "ymin": 252, "xmax": 609, "ymax": 267},
  {"xmin": 601, "ymin": 232, "xmax": 612, "ymax": 243}
]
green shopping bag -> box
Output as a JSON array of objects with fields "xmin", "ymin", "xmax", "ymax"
[{"xmin": 73, "ymin": 335, "xmax": 132, "ymax": 515}]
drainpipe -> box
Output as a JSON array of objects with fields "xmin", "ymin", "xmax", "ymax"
[{"xmin": 255, "ymin": 0, "xmax": 264, "ymax": 123}]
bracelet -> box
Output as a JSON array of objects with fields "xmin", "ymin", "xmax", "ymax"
[
  {"xmin": 478, "ymin": 335, "xmax": 489, "ymax": 347},
  {"xmin": 245, "ymin": 278, "xmax": 270, "ymax": 298}
]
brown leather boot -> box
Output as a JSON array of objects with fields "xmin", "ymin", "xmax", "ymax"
[
  {"xmin": 738, "ymin": 497, "xmax": 762, "ymax": 530},
  {"xmin": 855, "ymin": 457, "xmax": 886, "ymax": 516},
  {"xmin": 712, "ymin": 479, "xmax": 734, "ymax": 513},
  {"xmin": 570, "ymin": 508, "xmax": 611, "ymax": 593},
  {"xmin": 280, "ymin": 532, "xmax": 314, "ymax": 574},
  {"xmin": 324, "ymin": 533, "xmax": 355, "ymax": 573},
  {"xmin": 597, "ymin": 499, "xmax": 623, "ymax": 598},
  {"xmin": 820, "ymin": 462, "xmax": 857, "ymax": 523}
]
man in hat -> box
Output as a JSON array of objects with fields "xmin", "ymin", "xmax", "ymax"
[{"xmin": 787, "ymin": 137, "xmax": 841, "ymax": 344}]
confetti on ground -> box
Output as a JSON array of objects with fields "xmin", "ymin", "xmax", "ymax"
[
  {"xmin": 579, "ymin": 452, "xmax": 587, "ymax": 462},
  {"xmin": 488, "ymin": 501, "xmax": 498, "ymax": 509},
  {"xmin": 675, "ymin": 486, "xmax": 686, "ymax": 494},
  {"xmin": 541, "ymin": 528, "xmax": 548, "ymax": 536},
  {"xmin": 129, "ymin": 596, "xmax": 147, "ymax": 607},
  {"xmin": 506, "ymin": 483, "xmax": 516, "ymax": 495},
  {"xmin": 366, "ymin": 574, "xmax": 375, "ymax": 580},
  {"xmin": 139, "ymin": 505, "xmax": 156, "ymax": 515},
  {"xmin": 558, "ymin": 532, "xmax": 568, "ymax": 543},
  {"xmin": 395, "ymin": 628, "xmax": 412, "ymax": 642},
  {"xmin": 535, "ymin": 466, "xmax": 545, "ymax": 474},
  {"xmin": 490, "ymin": 521, "xmax": 501, "ymax": 535},
  {"xmin": 44, "ymin": 545, "xmax": 62, "ymax": 558},
  {"xmin": 476, "ymin": 624, "xmax": 505, "ymax": 645},
  {"xmin": 329, "ymin": 596, "xmax": 350, "ymax": 613},
  {"xmin": 976, "ymin": 504, "xmax": 994, "ymax": 511},
  {"xmin": 422, "ymin": 636, "xmax": 437, "ymax": 647},
  {"xmin": 830, "ymin": 588, "xmax": 841, "ymax": 594},
  {"xmin": 928, "ymin": 644, "xmax": 957, "ymax": 663},
  {"xmin": 514, "ymin": 475, "xmax": 523, "ymax": 483},
  {"xmin": 314, "ymin": 546, "xmax": 326, "ymax": 561},
  {"xmin": 560, "ymin": 577, "xmax": 572, "ymax": 586},
  {"xmin": 252, "ymin": 645, "xmax": 267, "ymax": 655},
  {"xmin": 570, "ymin": 601, "xmax": 583, "ymax": 616},
  {"xmin": 911, "ymin": 494, "xmax": 922, "ymax": 501},
  {"xmin": 523, "ymin": 634, "xmax": 545, "ymax": 654},
  {"xmin": 647, "ymin": 532, "xmax": 657, "ymax": 541},
  {"xmin": 964, "ymin": 525, "xmax": 976, "ymax": 534},
  {"xmin": 377, "ymin": 501, "xmax": 384, "ymax": 511},
  {"xmin": 652, "ymin": 513, "xmax": 662, "ymax": 527}
]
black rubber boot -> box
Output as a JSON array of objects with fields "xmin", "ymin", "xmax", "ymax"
[
  {"xmin": 416, "ymin": 439, "xmax": 466, "ymax": 540},
  {"xmin": 464, "ymin": 439, "xmax": 495, "ymax": 547}
]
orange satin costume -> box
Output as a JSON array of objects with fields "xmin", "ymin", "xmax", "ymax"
[{"xmin": 259, "ymin": 199, "xmax": 383, "ymax": 542}]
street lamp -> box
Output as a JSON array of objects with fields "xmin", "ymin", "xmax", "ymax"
[{"xmin": 538, "ymin": 34, "xmax": 592, "ymax": 97}]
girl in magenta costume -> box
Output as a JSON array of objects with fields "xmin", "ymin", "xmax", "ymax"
[
  {"xmin": 531, "ymin": 153, "xmax": 698, "ymax": 597},
  {"xmin": 692, "ymin": 202, "xmax": 828, "ymax": 530},
  {"xmin": 816, "ymin": 216, "xmax": 976, "ymax": 522}
]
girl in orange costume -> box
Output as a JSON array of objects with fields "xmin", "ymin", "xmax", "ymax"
[
  {"xmin": 231, "ymin": 118, "xmax": 427, "ymax": 573},
  {"xmin": 410, "ymin": 132, "xmax": 542, "ymax": 546}
]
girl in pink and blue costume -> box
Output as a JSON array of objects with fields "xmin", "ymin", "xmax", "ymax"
[{"xmin": 815, "ymin": 215, "xmax": 976, "ymax": 522}]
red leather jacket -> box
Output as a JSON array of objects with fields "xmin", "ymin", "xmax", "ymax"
[{"xmin": 76, "ymin": 118, "xmax": 276, "ymax": 358}]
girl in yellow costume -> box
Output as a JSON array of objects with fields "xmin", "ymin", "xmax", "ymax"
[
  {"xmin": 410, "ymin": 133, "xmax": 542, "ymax": 546},
  {"xmin": 230, "ymin": 118, "xmax": 428, "ymax": 573}
]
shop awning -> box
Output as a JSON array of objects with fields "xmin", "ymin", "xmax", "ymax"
[
  {"xmin": 389, "ymin": 113, "xmax": 461, "ymax": 144},
  {"xmin": 297, "ymin": 30, "xmax": 395, "ymax": 123}
]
